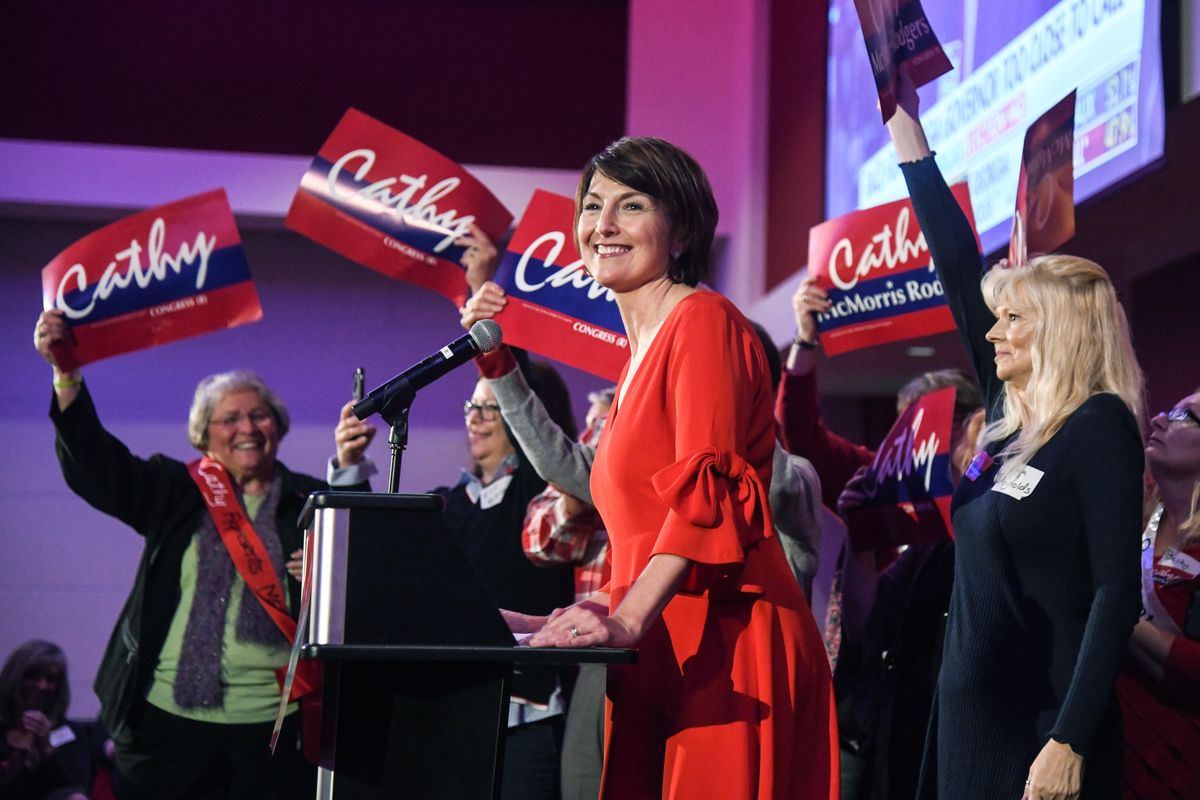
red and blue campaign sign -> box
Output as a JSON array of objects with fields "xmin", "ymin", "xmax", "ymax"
[
  {"xmin": 853, "ymin": 0, "xmax": 953, "ymax": 123},
  {"xmin": 845, "ymin": 386, "xmax": 957, "ymax": 551},
  {"xmin": 41, "ymin": 189, "xmax": 261, "ymax": 371},
  {"xmin": 285, "ymin": 108, "xmax": 513, "ymax": 307},
  {"xmin": 493, "ymin": 190, "xmax": 628, "ymax": 380},
  {"xmin": 807, "ymin": 182, "xmax": 978, "ymax": 356}
]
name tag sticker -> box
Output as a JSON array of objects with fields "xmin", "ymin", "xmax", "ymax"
[
  {"xmin": 49, "ymin": 725, "xmax": 76, "ymax": 748},
  {"xmin": 991, "ymin": 465, "xmax": 1045, "ymax": 500},
  {"xmin": 1159, "ymin": 548, "xmax": 1200, "ymax": 579}
]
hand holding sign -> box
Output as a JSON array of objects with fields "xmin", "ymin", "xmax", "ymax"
[
  {"xmin": 461, "ymin": 281, "xmax": 509, "ymax": 331},
  {"xmin": 853, "ymin": 0, "xmax": 952, "ymax": 123},
  {"xmin": 34, "ymin": 309, "xmax": 84, "ymax": 408},
  {"xmin": 458, "ymin": 223, "xmax": 501, "ymax": 296},
  {"xmin": 792, "ymin": 275, "xmax": 830, "ymax": 347}
]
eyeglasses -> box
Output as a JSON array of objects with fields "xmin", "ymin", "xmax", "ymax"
[
  {"xmin": 463, "ymin": 401, "xmax": 502, "ymax": 421},
  {"xmin": 211, "ymin": 409, "xmax": 274, "ymax": 429},
  {"xmin": 1165, "ymin": 406, "xmax": 1200, "ymax": 427}
]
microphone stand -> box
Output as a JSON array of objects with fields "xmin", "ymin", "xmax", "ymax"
[{"xmin": 378, "ymin": 387, "xmax": 415, "ymax": 494}]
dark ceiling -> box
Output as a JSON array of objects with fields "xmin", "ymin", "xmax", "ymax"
[{"xmin": 2, "ymin": 0, "xmax": 628, "ymax": 168}]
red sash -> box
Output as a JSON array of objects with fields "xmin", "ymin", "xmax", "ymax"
[{"xmin": 186, "ymin": 457, "xmax": 321, "ymax": 703}]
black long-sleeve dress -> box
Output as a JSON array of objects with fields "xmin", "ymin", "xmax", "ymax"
[{"xmin": 901, "ymin": 157, "xmax": 1143, "ymax": 799}]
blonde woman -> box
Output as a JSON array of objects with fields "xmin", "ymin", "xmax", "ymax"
[
  {"xmin": 1118, "ymin": 388, "xmax": 1200, "ymax": 798},
  {"xmin": 884, "ymin": 93, "xmax": 1144, "ymax": 800}
]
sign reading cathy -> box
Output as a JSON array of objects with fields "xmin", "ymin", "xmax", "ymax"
[
  {"xmin": 41, "ymin": 189, "xmax": 261, "ymax": 371},
  {"xmin": 845, "ymin": 386, "xmax": 957, "ymax": 551},
  {"xmin": 285, "ymin": 108, "xmax": 513, "ymax": 306},
  {"xmin": 1009, "ymin": 90, "xmax": 1077, "ymax": 267},
  {"xmin": 853, "ymin": 0, "xmax": 952, "ymax": 123},
  {"xmin": 493, "ymin": 190, "xmax": 628, "ymax": 380},
  {"xmin": 808, "ymin": 181, "xmax": 978, "ymax": 356}
]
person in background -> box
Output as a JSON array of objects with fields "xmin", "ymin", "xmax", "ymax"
[
  {"xmin": 518, "ymin": 387, "xmax": 613, "ymax": 800},
  {"xmin": 786, "ymin": 275, "xmax": 984, "ymax": 800},
  {"xmin": 33, "ymin": 309, "xmax": 374, "ymax": 800},
  {"xmin": 887, "ymin": 81, "xmax": 1144, "ymax": 800},
  {"xmin": 0, "ymin": 640, "xmax": 101, "ymax": 800},
  {"xmin": 501, "ymin": 136, "xmax": 835, "ymax": 799},
  {"xmin": 1117, "ymin": 387, "xmax": 1200, "ymax": 799},
  {"xmin": 434, "ymin": 360, "xmax": 578, "ymax": 800},
  {"xmin": 522, "ymin": 387, "xmax": 615, "ymax": 607}
]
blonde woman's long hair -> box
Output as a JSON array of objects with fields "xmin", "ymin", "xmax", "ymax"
[{"xmin": 980, "ymin": 254, "xmax": 1144, "ymax": 484}]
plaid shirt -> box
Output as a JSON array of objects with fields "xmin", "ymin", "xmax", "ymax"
[{"xmin": 521, "ymin": 416, "xmax": 610, "ymax": 602}]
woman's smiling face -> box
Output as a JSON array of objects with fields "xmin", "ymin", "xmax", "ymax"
[{"xmin": 576, "ymin": 172, "xmax": 677, "ymax": 294}]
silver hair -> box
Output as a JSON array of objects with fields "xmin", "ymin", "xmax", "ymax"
[{"xmin": 186, "ymin": 369, "xmax": 290, "ymax": 450}]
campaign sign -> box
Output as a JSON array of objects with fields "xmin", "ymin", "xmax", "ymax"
[
  {"xmin": 41, "ymin": 190, "xmax": 261, "ymax": 371},
  {"xmin": 1009, "ymin": 90, "xmax": 1077, "ymax": 266},
  {"xmin": 285, "ymin": 108, "xmax": 513, "ymax": 307},
  {"xmin": 493, "ymin": 190, "xmax": 628, "ymax": 380},
  {"xmin": 845, "ymin": 386, "xmax": 956, "ymax": 551},
  {"xmin": 853, "ymin": 0, "xmax": 953, "ymax": 123},
  {"xmin": 808, "ymin": 182, "xmax": 978, "ymax": 356}
]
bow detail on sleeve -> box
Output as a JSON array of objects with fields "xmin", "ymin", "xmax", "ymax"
[{"xmin": 650, "ymin": 447, "xmax": 775, "ymax": 568}]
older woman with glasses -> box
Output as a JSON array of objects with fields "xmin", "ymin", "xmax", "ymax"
[
  {"xmin": 32, "ymin": 308, "xmax": 375, "ymax": 800},
  {"xmin": 433, "ymin": 363, "xmax": 577, "ymax": 800},
  {"xmin": 1118, "ymin": 389, "xmax": 1200, "ymax": 799}
]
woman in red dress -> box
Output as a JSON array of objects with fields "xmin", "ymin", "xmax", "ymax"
[{"xmin": 519, "ymin": 137, "xmax": 837, "ymax": 799}]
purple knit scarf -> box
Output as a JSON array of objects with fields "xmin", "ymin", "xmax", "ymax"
[{"xmin": 174, "ymin": 475, "xmax": 288, "ymax": 709}]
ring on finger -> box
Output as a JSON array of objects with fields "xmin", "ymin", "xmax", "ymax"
[{"xmin": 569, "ymin": 626, "xmax": 580, "ymax": 639}]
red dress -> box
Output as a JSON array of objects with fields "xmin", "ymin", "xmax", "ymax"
[{"xmin": 590, "ymin": 290, "xmax": 837, "ymax": 799}]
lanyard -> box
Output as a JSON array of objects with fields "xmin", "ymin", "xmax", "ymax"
[{"xmin": 1140, "ymin": 504, "xmax": 1184, "ymax": 636}]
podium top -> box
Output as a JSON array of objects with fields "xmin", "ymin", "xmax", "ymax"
[
  {"xmin": 302, "ymin": 643, "xmax": 637, "ymax": 666},
  {"xmin": 299, "ymin": 490, "xmax": 445, "ymax": 527}
]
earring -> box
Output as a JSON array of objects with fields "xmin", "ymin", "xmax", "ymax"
[{"xmin": 670, "ymin": 249, "xmax": 682, "ymax": 261}]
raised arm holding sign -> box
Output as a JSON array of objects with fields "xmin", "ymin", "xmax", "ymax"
[{"xmin": 852, "ymin": 0, "xmax": 952, "ymax": 123}]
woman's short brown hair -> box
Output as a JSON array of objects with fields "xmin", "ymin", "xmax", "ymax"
[{"xmin": 576, "ymin": 137, "xmax": 718, "ymax": 287}]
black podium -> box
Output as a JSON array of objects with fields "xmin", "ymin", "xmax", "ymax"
[{"xmin": 297, "ymin": 492, "xmax": 634, "ymax": 800}]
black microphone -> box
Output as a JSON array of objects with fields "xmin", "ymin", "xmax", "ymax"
[{"xmin": 353, "ymin": 320, "xmax": 503, "ymax": 420}]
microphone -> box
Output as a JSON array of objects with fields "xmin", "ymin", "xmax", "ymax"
[{"xmin": 353, "ymin": 320, "xmax": 503, "ymax": 420}]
